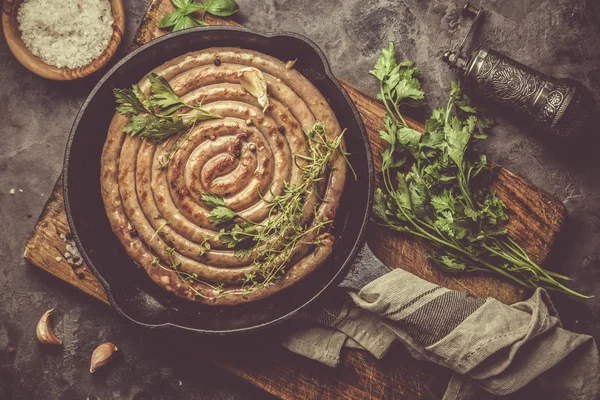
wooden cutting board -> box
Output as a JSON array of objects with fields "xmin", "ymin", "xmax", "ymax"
[{"xmin": 23, "ymin": 1, "xmax": 566, "ymax": 398}]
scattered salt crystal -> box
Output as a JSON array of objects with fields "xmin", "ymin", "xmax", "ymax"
[
  {"xmin": 9, "ymin": 189, "xmax": 15, "ymax": 195},
  {"xmin": 55, "ymin": 256, "xmax": 62, "ymax": 262},
  {"xmin": 17, "ymin": 0, "xmax": 114, "ymax": 69},
  {"xmin": 64, "ymin": 252, "xmax": 71, "ymax": 258},
  {"xmin": 59, "ymin": 233, "xmax": 66, "ymax": 240},
  {"xmin": 19, "ymin": 189, "xmax": 23, "ymax": 193}
]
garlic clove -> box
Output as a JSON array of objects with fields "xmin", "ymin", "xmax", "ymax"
[
  {"xmin": 36, "ymin": 307, "xmax": 63, "ymax": 345},
  {"xmin": 90, "ymin": 342, "xmax": 118, "ymax": 373},
  {"xmin": 238, "ymin": 67, "xmax": 269, "ymax": 113}
]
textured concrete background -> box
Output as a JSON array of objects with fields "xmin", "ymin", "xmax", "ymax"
[{"xmin": 1, "ymin": 0, "xmax": 600, "ymax": 399}]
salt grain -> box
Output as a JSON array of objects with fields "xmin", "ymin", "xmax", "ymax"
[
  {"xmin": 17, "ymin": 0, "xmax": 114, "ymax": 69},
  {"xmin": 9, "ymin": 189, "xmax": 15, "ymax": 195}
]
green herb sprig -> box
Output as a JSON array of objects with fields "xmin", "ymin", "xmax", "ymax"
[
  {"xmin": 207, "ymin": 123, "xmax": 346, "ymax": 298},
  {"xmin": 159, "ymin": 0, "xmax": 239, "ymax": 32},
  {"xmin": 371, "ymin": 41, "xmax": 589, "ymax": 299},
  {"xmin": 113, "ymin": 72, "xmax": 222, "ymax": 141},
  {"xmin": 152, "ymin": 122, "xmax": 348, "ymax": 300}
]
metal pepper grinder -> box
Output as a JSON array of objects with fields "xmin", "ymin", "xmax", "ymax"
[{"xmin": 442, "ymin": 3, "xmax": 595, "ymax": 139}]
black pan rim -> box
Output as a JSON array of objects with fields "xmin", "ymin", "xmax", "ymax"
[{"xmin": 63, "ymin": 26, "xmax": 374, "ymax": 335}]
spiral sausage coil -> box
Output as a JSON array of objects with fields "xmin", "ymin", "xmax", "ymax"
[{"xmin": 101, "ymin": 48, "xmax": 346, "ymax": 305}]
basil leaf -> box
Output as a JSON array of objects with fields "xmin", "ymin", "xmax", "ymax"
[
  {"xmin": 179, "ymin": 2, "xmax": 204, "ymax": 15},
  {"xmin": 172, "ymin": 0, "xmax": 193, "ymax": 8},
  {"xmin": 203, "ymin": 0, "xmax": 239, "ymax": 17},
  {"xmin": 173, "ymin": 15, "xmax": 200, "ymax": 31},
  {"xmin": 159, "ymin": 10, "xmax": 183, "ymax": 28}
]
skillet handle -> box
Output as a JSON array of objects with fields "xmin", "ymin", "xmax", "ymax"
[{"xmin": 338, "ymin": 243, "xmax": 391, "ymax": 291}]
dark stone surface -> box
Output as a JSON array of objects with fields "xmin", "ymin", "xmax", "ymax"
[{"xmin": 1, "ymin": 0, "xmax": 600, "ymax": 399}]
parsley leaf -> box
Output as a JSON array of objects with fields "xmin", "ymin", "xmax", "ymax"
[
  {"xmin": 201, "ymin": 193, "xmax": 239, "ymax": 226},
  {"xmin": 114, "ymin": 86, "xmax": 147, "ymax": 116},
  {"xmin": 147, "ymin": 73, "xmax": 187, "ymax": 115},
  {"xmin": 369, "ymin": 41, "xmax": 397, "ymax": 81},
  {"xmin": 158, "ymin": 10, "xmax": 183, "ymax": 28},
  {"xmin": 208, "ymin": 206, "xmax": 237, "ymax": 226},
  {"xmin": 113, "ymin": 73, "xmax": 222, "ymax": 142},
  {"xmin": 201, "ymin": 192, "xmax": 227, "ymax": 208}
]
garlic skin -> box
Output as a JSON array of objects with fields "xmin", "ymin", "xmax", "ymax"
[
  {"xmin": 285, "ymin": 59, "xmax": 296, "ymax": 70},
  {"xmin": 36, "ymin": 308, "xmax": 63, "ymax": 345},
  {"xmin": 238, "ymin": 67, "xmax": 269, "ymax": 113},
  {"xmin": 90, "ymin": 342, "xmax": 118, "ymax": 373}
]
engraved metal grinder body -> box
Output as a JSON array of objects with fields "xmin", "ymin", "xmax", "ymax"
[{"xmin": 442, "ymin": 3, "xmax": 595, "ymax": 139}]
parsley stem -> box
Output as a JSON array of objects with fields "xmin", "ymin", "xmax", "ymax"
[
  {"xmin": 392, "ymin": 202, "xmax": 532, "ymax": 287},
  {"xmin": 391, "ymin": 99, "xmax": 409, "ymax": 128},
  {"xmin": 388, "ymin": 221, "xmax": 534, "ymax": 289},
  {"xmin": 482, "ymin": 242, "xmax": 589, "ymax": 298},
  {"xmin": 380, "ymin": 82, "xmax": 408, "ymax": 128},
  {"xmin": 537, "ymin": 276, "xmax": 592, "ymax": 299}
]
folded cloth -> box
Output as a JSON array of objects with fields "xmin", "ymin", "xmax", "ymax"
[{"xmin": 281, "ymin": 245, "xmax": 600, "ymax": 400}]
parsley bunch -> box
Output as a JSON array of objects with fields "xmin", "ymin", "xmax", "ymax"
[
  {"xmin": 113, "ymin": 72, "xmax": 222, "ymax": 141},
  {"xmin": 159, "ymin": 0, "xmax": 239, "ymax": 32},
  {"xmin": 372, "ymin": 42, "xmax": 589, "ymax": 299}
]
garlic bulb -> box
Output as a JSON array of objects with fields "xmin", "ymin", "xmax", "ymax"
[
  {"xmin": 90, "ymin": 342, "xmax": 118, "ymax": 373},
  {"xmin": 36, "ymin": 307, "xmax": 62, "ymax": 345}
]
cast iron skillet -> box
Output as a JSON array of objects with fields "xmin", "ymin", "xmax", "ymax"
[{"xmin": 64, "ymin": 26, "xmax": 374, "ymax": 335}]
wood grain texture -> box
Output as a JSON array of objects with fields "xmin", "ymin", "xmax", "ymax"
[
  {"xmin": 2, "ymin": 0, "xmax": 125, "ymax": 80},
  {"xmin": 23, "ymin": 179, "xmax": 109, "ymax": 304},
  {"xmin": 217, "ymin": 344, "xmax": 450, "ymax": 400},
  {"xmin": 23, "ymin": 1, "xmax": 566, "ymax": 399}
]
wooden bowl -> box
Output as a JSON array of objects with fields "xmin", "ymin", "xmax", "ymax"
[{"xmin": 2, "ymin": 0, "xmax": 125, "ymax": 80}]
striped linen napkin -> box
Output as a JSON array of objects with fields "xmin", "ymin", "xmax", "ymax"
[{"xmin": 282, "ymin": 245, "xmax": 600, "ymax": 400}]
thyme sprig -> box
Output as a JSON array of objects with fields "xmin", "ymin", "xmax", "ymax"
[{"xmin": 150, "ymin": 122, "xmax": 348, "ymax": 300}]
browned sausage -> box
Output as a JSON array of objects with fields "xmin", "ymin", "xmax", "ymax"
[{"xmin": 100, "ymin": 48, "xmax": 346, "ymax": 304}]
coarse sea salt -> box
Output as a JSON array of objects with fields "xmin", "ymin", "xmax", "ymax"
[{"xmin": 17, "ymin": 0, "xmax": 114, "ymax": 69}]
